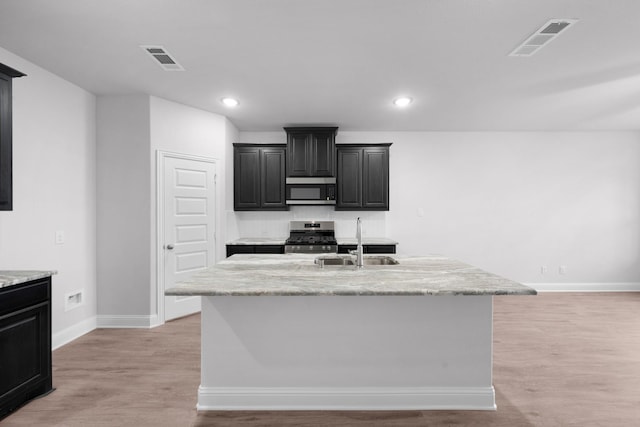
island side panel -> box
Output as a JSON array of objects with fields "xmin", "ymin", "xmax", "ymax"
[{"xmin": 199, "ymin": 295, "xmax": 495, "ymax": 410}]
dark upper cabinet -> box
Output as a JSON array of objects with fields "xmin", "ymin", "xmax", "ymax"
[
  {"xmin": 336, "ymin": 147, "xmax": 362, "ymax": 209},
  {"xmin": 0, "ymin": 63, "xmax": 26, "ymax": 212},
  {"xmin": 234, "ymin": 146, "xmax": 260, "ymax": 209},
  {"xmin": 362, "ymin": 147, "xmax": 389, "ymax": 209},
  {"xmin": 336, "ymin": 144, "xmax": 391, "ymax": 211},
  {"xmin": 234, "ymin": 144, "xmax": 288, "ymax": 211},
  {"xmin": 285, "ymin": 127, "xmax": 337, "ymax": 177},
  {"xmin": 261, "ymin": 148, "xmax": 287, "ymax": 208}
]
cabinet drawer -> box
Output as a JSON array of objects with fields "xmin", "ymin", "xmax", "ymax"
[
  {"xmin": 226, "ymin": 245, "xmax": 255, "ymax": 258},
  {"xmin": 254, "ymin": 245, "xmax": 285, "ymax": 254},
  {"xmin": 338, "ymin": 244, "xmax": 397, "ymax": 254},
  {"xmin": 364, "ymin": 245, "xmax": 396, "ymax": 254},
  {"xmin": 227, "ymin": 245, "xmax": 286, "ymax": 257},
  {"xmin": 0, "ymin": 279, "xmax": 50, "ymax": 315}
]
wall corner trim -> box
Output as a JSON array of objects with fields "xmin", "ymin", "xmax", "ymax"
[
  {"xmin": 52, "ymin": 316, "xmax": 97, "ymax": 350},
  {"xmin": 96, "ymin": 314, "xmax": 160, "ymax": 329},
  {"xmin": 197, "ymin": 386, "xmax": 497, "ymax": 411}
]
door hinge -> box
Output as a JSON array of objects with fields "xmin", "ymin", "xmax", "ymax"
[{"xmin": 214, "ymin": 174, "xmax": 217, "ymax": 185}]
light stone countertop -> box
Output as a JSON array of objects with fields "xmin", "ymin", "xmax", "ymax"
[
  {"xmin": 0, "ymin": 270, "xmax": 57, "ymax": 289},
  {"xmin": 165, "ymin": 254, "xmax": 535, "ymax": 297},
  {"xmin": 336, "ymin": 237, "xmax": 398, "ymax": 245},
  {"xmin": 225, "ymin": 237, "xmax": 288, "ymax": 245}
]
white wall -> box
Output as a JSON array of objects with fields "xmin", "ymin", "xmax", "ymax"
[
  {"xmin": 96, "ymin": 95, "xmax": 151, "ymax": 321},
  {"xmin": 0, "ymin": 46, "xmax": 97, "ymax": 347},
  {"xmin": 374, "ymin": 131, "xmax": 640, "ymax": 284},
  {"xmin": 237, "ymin": 130, "xmax": 640, "ymax": 286},
  {"xmin": 149, "ymin": 96, "xmax": 233, "ymax": 316},
  {"xmin": 97, "ymin": 95, "xmax": 233, "ymax": 326}
]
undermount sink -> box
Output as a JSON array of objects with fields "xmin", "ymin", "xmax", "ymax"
[
  {"xmin": 315, "ymin": 256, "xmax": 354, "ymax": 267},
  {"xmin": 315, "ymin": 255, "xmax": 399, "ymax": 268},
  {"xmin": 361, "ymin": 256, "xmax": 400, "ymax": 266}
]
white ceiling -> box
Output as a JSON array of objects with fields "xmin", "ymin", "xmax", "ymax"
[{"xmin": 1, "ymin": 0, "xmax": 639, "ymax": 131}]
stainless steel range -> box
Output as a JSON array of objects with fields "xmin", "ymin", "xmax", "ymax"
[{"xmin": 284, "ymin": 221, "xmax": 338, "ymax": 254}]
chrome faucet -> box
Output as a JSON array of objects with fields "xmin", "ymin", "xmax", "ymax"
[{"xmin": 354, "ymin": 217, "xmax": 364, "ymax": 268}]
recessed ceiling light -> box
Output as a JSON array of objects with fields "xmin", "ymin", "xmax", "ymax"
[
  {"xmin": 393, "ymin": 97, "xmax": 412, "ymax": 107},
  {"xmin": 221, "ymin": 97, "xmax": 239, "ymax": 107}
]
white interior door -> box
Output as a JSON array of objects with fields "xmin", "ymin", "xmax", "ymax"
[{"xmin": 163, "ymin": 154, "xmax": 216, "ymax": 321}]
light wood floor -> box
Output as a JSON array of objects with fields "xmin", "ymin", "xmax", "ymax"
[{"xmin": 3, "ymin": 292, "xmax": 639, "ymax": 426}]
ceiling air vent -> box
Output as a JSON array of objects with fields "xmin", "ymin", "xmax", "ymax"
[
  {"xmin": 509, "ymin": 19, "xmax": 578, "ymax": 57},
  {"xmin": 140, "ymin": 45, "xmax": 185, "ymax": 71}
]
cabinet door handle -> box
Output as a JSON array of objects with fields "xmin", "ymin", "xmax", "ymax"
[{"xmin": 166, "ymin": 244, "xmax": 175, "ymax": 250}]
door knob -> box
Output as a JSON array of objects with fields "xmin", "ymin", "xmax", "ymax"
[{"xmin": 166, "ymin": 244, "xmax": 175, "ymax": 250}]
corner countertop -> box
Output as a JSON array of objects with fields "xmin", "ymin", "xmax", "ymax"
[
  {"xmin": 226, "ymin": 237, "xmax": 398, "ymax": 245},
  {"xmin": 336, "ymin": 237, "xmax": 398, "ymax": 245},
  {"xmin": 226, "ymin": 238, "xmax": 288, "ymax": 245},
  {"xmin": 165, "ymin": 254, "xmax": 535, "ymax": 297},
  {"xmin": 0, "ymin": 270, "xmax": 57, "ymax": 289}
]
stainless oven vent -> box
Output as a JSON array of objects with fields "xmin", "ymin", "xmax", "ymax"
[
  {"xmin": 508, "ymin": 19, "xmax": 578, "ymax": 57},
  {"xmin": 140, "ymin": 45, "xmax": 185, "ymax": 71}
]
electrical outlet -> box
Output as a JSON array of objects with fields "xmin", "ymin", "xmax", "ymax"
[
  {"xmin": 540, "ymin": 265, "xmax": 548, "ymax": 274},
  {"xmin": 559, "ymin": 265, "xmax": 567, "ymax": 275},
  {"xmin": 65, "ymin": 290, "xmax": 83, "ymax": 311},
  {"xmin": 55, "ymin": 230, "xmax": 65, "ymax": 245}
]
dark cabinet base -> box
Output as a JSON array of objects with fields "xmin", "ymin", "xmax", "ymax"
[
  {"xmin": 227, "ymin": 244, "xmax": 395, "ymax": 257},
  {"xmin": 226, "ymin": 245, "xmax": 285, "ymax": 258},
  {"xmin": 0, "ymin": 277, "xmax": 53, "ymax": 420},
  {"xmin": 338, "ymin": 244, "xmax": 396, "ymax": 254}
]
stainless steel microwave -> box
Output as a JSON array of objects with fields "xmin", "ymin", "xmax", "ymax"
[{"xmin": 285, "ymin": 177, "xmax": 336, "ymax": 205}]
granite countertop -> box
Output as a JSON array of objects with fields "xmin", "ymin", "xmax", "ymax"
[
  {"xmin": 165, "ymin": 254, "xmax": 535, "ymax": 297},
  {"xmin": 226, "ymin": 237, "xmax": 398, "ymax": 245},
  {"xmin": 336, "ymin": 237, "xmax": 398, "ymax": 245},
  {"xmin": 226, "ymin": 238, "xmax": 288, "ymax": 245},
  {"xmin": 0, "ymin": 270, "xmax": 57, "ymax": 289}
]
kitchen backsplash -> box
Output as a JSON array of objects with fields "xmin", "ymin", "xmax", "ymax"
[{"xmin": 226, "ymin": 207, "xmax": 388, "ymax": 241}]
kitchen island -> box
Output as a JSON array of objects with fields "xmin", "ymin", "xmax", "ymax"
[{"xmin": 165, "ymin": 254, "xmax": 535, "ymax": 411}]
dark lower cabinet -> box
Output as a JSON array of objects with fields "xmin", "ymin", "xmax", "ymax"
[
  {"xmin": 336, "ymin": 144, "xmax": 390, "ymax": 210},
  {"xmin": 0, "ymin": 277, "xmax": 52, "ymax": 420},
  {"xmin": 234, "ymin": 144, "xmax": 287, "ymax": 211},
  {"xmin": 226, "ymin": 245, "xmax": 285, "ymax": 257},
  {"xmin": 338, "ymin": 244, "xmax": 396, "ymax": 254}
]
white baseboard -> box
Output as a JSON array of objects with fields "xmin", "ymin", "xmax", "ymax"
[
  {"xmin": 52, "ymin": 316, "xmax": 97, "ymax": 351},
  {"xmin": 96, "ymin": 314, "xmax": 160, "ymax": 328},
  {"xmin": 527, "ymin": 282, "xmax": 640, "ymax": 292},
  {"xmin": 197, "ymin": 386, "xmax": 496, "ymax": 411}
]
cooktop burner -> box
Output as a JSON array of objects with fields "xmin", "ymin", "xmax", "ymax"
[
  {"xmin": 285, "ymin": 221, "xmax": 338, "ymax": 253},
  {"xmin": 285, "ymin": 235, "xmax": 338, "ymax": 245}
]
